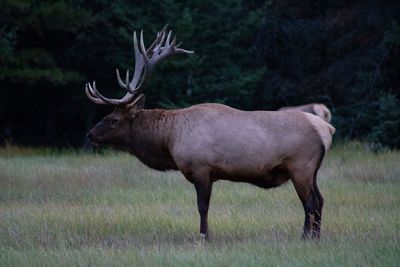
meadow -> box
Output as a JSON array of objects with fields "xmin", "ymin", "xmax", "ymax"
[{"xmin": 0, "ymin": 142, "xmax": 399, "ymax": 266}]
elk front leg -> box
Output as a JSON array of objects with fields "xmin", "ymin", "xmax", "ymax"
[{"xmin": 194, "ymin": 179, "xmax": 212, "ymax": 240}]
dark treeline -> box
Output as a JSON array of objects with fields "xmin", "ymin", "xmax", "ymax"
[{"xmin": 0, "ymin": 0, "xmax": 399, "ymax": 148}]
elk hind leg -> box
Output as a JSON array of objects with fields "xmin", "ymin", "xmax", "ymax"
[
  {"xmin": 292, "ymin": 174, "xmax": 319, "ymax": 240},
  {"xmin": 312, "ymin": 179, "xmax": 324, "ymax": 239}
]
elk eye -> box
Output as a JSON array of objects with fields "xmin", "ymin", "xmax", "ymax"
[{"xmin": 110, "ymin": 118, "xmax": 119, "ymax": 127}]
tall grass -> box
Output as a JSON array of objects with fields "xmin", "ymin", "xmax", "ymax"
[{"xmin": 0, "ymin": 142, "xmax": 399, "ymax": 266}]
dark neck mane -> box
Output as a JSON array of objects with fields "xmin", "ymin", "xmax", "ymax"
[{"xmin": 126, "ymin": 109, "xmax": 179, "ymax": 171}]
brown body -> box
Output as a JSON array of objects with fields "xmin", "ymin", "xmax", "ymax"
[
  {"xmin": 88, "ymin": 102, "xmax": 335, "ymax": 239},
  {"xmin": 279, "ymin": 103, "xmax": 332, "ymax": 122},
  {"xmin": 85, "ymin": 26, "xmax": 335, "ymax": 240}
]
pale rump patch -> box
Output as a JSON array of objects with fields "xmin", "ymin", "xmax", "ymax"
[
  {"xmin": 304, "ymin": 113, "xmax": 335, "ymax": 151},
  {"xmin": 312, "ymin": 104, "xmax": 332, "ymax": 122}
]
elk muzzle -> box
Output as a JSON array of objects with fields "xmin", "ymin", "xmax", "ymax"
[{"xmin": 86, "ymin": 130, "xmax": 100, "ymax": 144}]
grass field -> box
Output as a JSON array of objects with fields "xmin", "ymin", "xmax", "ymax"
[{"xmin": 0, "ymin": 142, "xmax": 399, "ymax": 266}]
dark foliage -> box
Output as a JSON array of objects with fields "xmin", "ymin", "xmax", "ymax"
[{"xmin": 0, "ymin": 0, "xmax": 399, "ymax": 148}]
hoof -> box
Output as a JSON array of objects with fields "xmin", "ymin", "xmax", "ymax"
[
  {"xmin": 199, "ymin": 233, "xmax": 208, "ymax": 241},
  {"xmin": 302, "ymin": 231, "xmax": 320, "ymax": 241}
]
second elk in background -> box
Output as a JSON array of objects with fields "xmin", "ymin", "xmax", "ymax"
[{"xmin": 279, "ymin": 103, "xmax": 332, "ymax": 122}]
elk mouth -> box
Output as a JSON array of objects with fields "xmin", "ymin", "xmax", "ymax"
[
  {"xmin": 89, "ymin": 140, "xmax": 101, "ymax": 146},
  {"xmin": 86, "ymin": 132, "xmax": 103, "ymax": 145}
]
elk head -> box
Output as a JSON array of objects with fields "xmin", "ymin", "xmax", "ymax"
[{"xmin": 85, "ymin": 26, "xmax": 193, "ymax": 147}]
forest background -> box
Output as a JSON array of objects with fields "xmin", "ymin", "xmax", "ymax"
[{"xmin": 1, "ymin": 0, "xmax": 399, "ymax": 148}]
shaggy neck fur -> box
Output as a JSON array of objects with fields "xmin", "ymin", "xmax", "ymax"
[{"xmin": 125, "ymin": 109, "xmax": 179, "ymax": 171}]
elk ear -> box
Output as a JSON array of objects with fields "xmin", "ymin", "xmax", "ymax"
[{"xmin": 127, "ymin": 94, "xmax": 146, "ymax": 110}]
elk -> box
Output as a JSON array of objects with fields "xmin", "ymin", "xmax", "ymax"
[
  {"xmin": 86, "ymin": 26, "xmax": 335, "ymax": 240},
  {"xmin": 279, "ymin": 103, "xmax": 332, "ymax": 122}
]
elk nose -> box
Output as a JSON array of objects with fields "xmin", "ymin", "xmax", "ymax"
[{"xmin": 86, "ymin": 132, "xmax": 93, "ymax": 140}]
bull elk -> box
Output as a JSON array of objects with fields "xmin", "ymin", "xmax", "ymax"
[
  {"xmin": 279, "ymin": 103, "xmax": 332, "ymax": 122},
  {"xmin": 86, "ymin": 26, "xmax": 335, "ymax": 240}
]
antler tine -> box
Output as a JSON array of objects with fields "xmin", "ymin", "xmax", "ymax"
[
  {"xmin": 139, "ymin": 30, "xmax": 150, "ymax": 64},
  {"xmin": 173, "ymin": 40, "xmax": 194, "ymax": 54},
  {"xmin": 123, "ymin": 31, "xmax": 147, "ymax": 94},
  {"xmin": 90, "ymin": 82, "xmax": 113, "ymax": 104},
  {"xmin": 88, "ymin": 82, "xmax": 109, "ymax": 103},
  {"xmin": 146, "ymin": 25, "xmax": 168, "ymax": 55},
  {"xmin": 125, "ymin": 69, "xmax": 130, "ymax": 89},
  {"xmin": 88, "ymin": 81, "xmax": 135, "ymax": 106},
  {"xmin": 175, "ymin": 46, "xmax": 194, "ymax": 54},
  {"xmin": 169, "ymin": 35, "xmax": 194, "ymax": 54},
  {"xmin": 87, "ymin": 82, "xmax": 101, "ymax": 99},
  {"xmin": 165, "ymin": 30, "xmax": 172, "ymax": 47},
  {"xmin": 85, "ymin": 82, "xmax": 106, "ymax": 105},
  {"xmin": 116, "ymin": 69, "xmax": 127, "ymax": 88},
  {"xmin": 171, "ymin": 36, "xmax": 176, "ymax": 46}
]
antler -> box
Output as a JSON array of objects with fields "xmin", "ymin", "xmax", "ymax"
[{"xmin": 85, "ymin": 25, "xmax": 193, "ymax": 106}]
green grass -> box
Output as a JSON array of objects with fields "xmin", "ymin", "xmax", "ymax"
[{"xmin": 0, "ymin": 142, "xmax": 399, "ymax": 266}]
